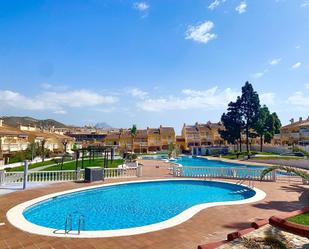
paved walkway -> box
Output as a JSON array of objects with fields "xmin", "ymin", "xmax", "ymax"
[
  {"xmin": 0, "ymin": 182, "xmax": 51, "ymax": 196},
  {"xmin": 0, "ymin": 160, "xmax": 308, "ymax": 249}
]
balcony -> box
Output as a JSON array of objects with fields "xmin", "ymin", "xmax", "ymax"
[
  {"xmin": 300, "ymin": 131, "xmax": 309, "ymax": 138},
  {"xmin": 134, "ymin": 142, "xmax": 148, "ymax": 147},
  {"xmin": 1, "ymin": 143, "xmax": 29, "ymax": 152},
  {"xmin": 290, "ymin": 133, "xmax": 300, "ymax": 139}
]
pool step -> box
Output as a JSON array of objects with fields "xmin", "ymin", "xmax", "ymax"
[{"xmin": 64, "ymin": 214, "xmax": 85, "ymax": 235}]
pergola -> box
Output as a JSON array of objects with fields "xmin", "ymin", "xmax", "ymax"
[{"xmin": 60, "ymin": 145, "xmax": 116, "ymax": 170}]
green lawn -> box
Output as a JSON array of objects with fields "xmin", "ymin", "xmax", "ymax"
[
  {"xmin": 221, "ymin": 151, "xmax": 279, "ymax": 160},
  {"xmin": 250, "ymin": 156, "xmax": 303, "ymax": 161},
  {"xmin": 221, "ymin": 150, "xmax": 304, "ymax": 161},
  {"xmin": 6, "ymin": 159, "xmax": 60, "ymax": 172},
  {"xmin": 288, "ymin": 212, "xmax": 309, "ymax": 226},
  {"xmin": 43, "ymin": 158, "xmax": 124, "ymax": 171}
]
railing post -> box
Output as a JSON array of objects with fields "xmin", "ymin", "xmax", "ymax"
[
  {"xmin": 172, "ymin": 165, "xmax": 177, "ymax": 176},
  {"xmin": 0, "ymin": 170, "xmax": 4, "ymax": 186},
  {"xmin": 179, "ymin": 165, "xmax": 183, "ymax": 177},
  {"xmin": 23, "ymin": 160, "xmax": 28, "ymax": 190},
  {"xmin": 76, "ymin": 167, "xmax": 81, "ymax": 181},
  {"xmin": 137, "ymin": 164, "xmax": 142, "ymax": 177},
  {"xmin": 271, "ymin": 169, "xmax": 276, "ymax": 182}
]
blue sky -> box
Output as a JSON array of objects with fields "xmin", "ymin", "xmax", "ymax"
[{"xmin": 0, "ymin": 0, "xmax": 309, "ymax": 133}]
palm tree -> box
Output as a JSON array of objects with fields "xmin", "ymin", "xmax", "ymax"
[
  {"xmin": 260, "ymin": 165, "xmax": 309, "ymax": 182},
  {"xmin": 130, "ymin": 124, "xmax": 137, "ymax": 153}
]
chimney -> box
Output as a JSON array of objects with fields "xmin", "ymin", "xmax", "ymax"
[
  {"xmin": 0, "ymin": 119, "xmax": 3, "ymax": 127},
  {"xmin": 299, "ymin": 117, "xmax": 303, "ymax": 122},
  {"xmin": 290, "ymin": 118, "xmax": 294, "ymax": 124}
]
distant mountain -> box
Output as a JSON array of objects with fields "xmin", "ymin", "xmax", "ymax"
[
  {"xmin": 1, "ymin": 116, "xmax": 68, "ymax": 128},
  {"xmin": 95, "ymin": 122, "xmax": 112, "ymax": 129}
]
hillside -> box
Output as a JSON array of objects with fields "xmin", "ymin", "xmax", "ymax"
[
  {"xmin": 1, "ymin": 116, "xmax": 67, "ymax": 128},
  {"xmin": 95, "ymin": 122, "xmax": 112, "ymax": 128}
]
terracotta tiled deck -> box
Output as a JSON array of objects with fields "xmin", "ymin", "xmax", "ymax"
[{"xmin": 0, "ymin": 160, "xmax": 309, "ymax": 249}]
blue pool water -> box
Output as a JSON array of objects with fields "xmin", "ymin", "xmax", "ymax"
[
  {"xmin": 170, "ymin": 156, "xmax": 291, "ymax": 177},
  {"xmin": 141, "ymin": 154, "xmax": 168, "ymax": 160},
  {"xmin": 23, "ymin": 180, "xmax": 255, "ymax": 231},
  {"xmin": 172, "ymin": 156, "xmax": 264, "ymax": 170}
]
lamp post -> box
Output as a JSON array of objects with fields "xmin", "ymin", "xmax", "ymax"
[
  {"xmin": 62, "ymin": 139, "xmax": 68, "ymax": 154},
  {"xmin": 31, "ymin": 142, "xmax": 35, "ymax": 162}
]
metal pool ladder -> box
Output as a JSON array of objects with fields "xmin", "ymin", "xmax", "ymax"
[
  {"xmin": 64, "ymin": 214, "xmax": 85, "ymax": 235},
  {"xmin": 78, "ymin": 215, "xmax": 85, "ymax": 235},
  {"xmin": 64, "ymin": 214, "xmax": 72, "ymax": 234},
  {"xmin": 236, "ymin": 177, "xmax": 255, "ymax": 189}
]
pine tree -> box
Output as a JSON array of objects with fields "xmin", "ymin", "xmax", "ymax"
[{"xmin": 240, "ymin": 82, "xmax": 260, "ymax": 153}]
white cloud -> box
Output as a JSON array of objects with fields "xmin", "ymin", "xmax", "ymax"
[
  {"xmin": 41, "ymin": 90, "xmax": 116, "ymax": 107},
  {"xmin": 292, "ymin": 62, "xmax": 302, "ymax": 69},
  {"xmin": 208, "ymin": 0, "xmax": 226, "ymax": 10},
  {"xmin": 138, "ymin": 87, "xmax": 240, "ymax": 112},
  {"xmin": 41, "ymin": 83, "xmax": 52, "ymax": 89},
  {"xmin": 236, "ymin": 1, "xmax": 247, "ymax": 14},
  {"xmin": 260, "ymin": 92, "xmax": 275, "ymax": 106},
  {"xmin": 301, "ymin": 1, "xmax": 309, "ymax": 7},
  {"xmin": 288, "ymin": 91, "xmax": 309, "ymax": 107},
  {"xmin": 252, "ymin": 72, "xmax": 265, "ymax": 79},
  {"xmin": 129, "ymin": 88, "xmax": 148, "ymax": 99},
  {"xmin": 185, "ymin": 21, "xmax": 217, "ymax": 44},
  {"xmin": 133, "ymin": 2, "xmax": 149, "ymax": 11},
  {"xmin": 252, "ymin": 69, "xmax": 269, "ymax": 79},
  {"xmin": 269, "ymin": 58, "xmax": 281, "ymax": 66},
  {"xmin": 53, "ymin": 110, "xmax": 67, "ymax": 114},
  {"xmin": 40, "ymin": 83, "xmax": 68, "ymax": 91},
  {"xmin": 0, "ymin": 89, "xmax": 117, "ymax": 114},
  {"xmin": 208, "ymin": 0, "xmax": 220, "ymax": 10}
]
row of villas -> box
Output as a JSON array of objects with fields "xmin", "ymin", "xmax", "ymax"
[
  {"xmin": 180, "ymin": 122, "xmax": 224, "ymax": 149},
  {"xmin": 0, "ymin": 119, "xmax": 226, "ymax": 164},
  {"xmin": 66, "ymin": 122, "xmax": 224, "ymax": 153},
  {"xmin": 273, "ymin": 117, "xmax": 309, "ymax": 146},
  {"xmin": 0, "ymin": 120, "xmax": 75, "ymax": 164},
  {"xmin": 101, "ymin": 126, "xmax": 175, "ymax": 153}
]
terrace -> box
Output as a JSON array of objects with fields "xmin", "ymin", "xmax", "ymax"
[{"xmin": 0, "ymin": 156, "xmax": 308, "ymax": 249}]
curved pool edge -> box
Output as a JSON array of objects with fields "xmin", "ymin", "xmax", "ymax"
[{"xmin": 6, "ymin": 178, "xmax": 266, "ymax": 238}]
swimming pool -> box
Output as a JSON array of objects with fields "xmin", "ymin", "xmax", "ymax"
[
  {"xmin": 7, "ymin": 179, "xmax": 265, "ymax": 238},
  {"xmin": 170, "ymin": 156, "xmax": 291, "ymax": 177},
  {"xmin": 140, "ymin": 154, "xmax": 168, "ymax": 160},
  {"xmin": 171, "ymin": 156, "xmax": 264, "ymax": 169}
]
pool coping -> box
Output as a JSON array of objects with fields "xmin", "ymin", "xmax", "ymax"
[{"xmin": 6, "ymin": 178, "xmax": 266, "ymax": 238}]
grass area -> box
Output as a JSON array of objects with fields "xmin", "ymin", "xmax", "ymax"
[
  {"xmin": 250, "ymin": 156, "xmax": 303, "ymax": 161},
  {"xmin": 43, "ymin": 158, "xmax": 124, "ymax": 171},
  {"xmin": 288, "ymin": 212, "xmax": 309, "ymax": 226},
  {"xmin": 254, "ymin": 151, "xmax": 279, "ymax": 155},
  {"xmin": 221, "ymin": 151, "xmax": 304, "ymax": 161},
  {"xmin": 221, "ymin": 154, "xmax": 241, "ymax": 160},
  {"xmin": 6, "ymin": 159, "xmax": 60, "ymax": 172}
]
